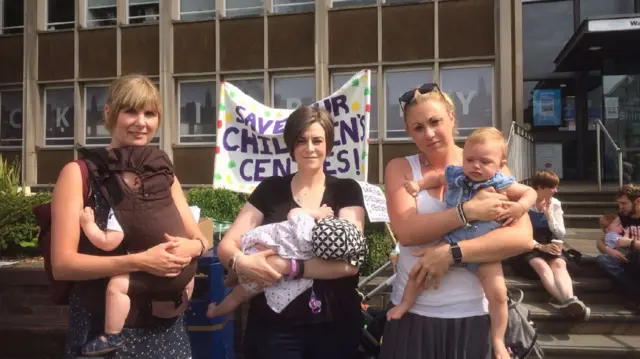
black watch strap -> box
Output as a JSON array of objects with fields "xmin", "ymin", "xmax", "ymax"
[{"xmin": 450, "ymin": 243, "xmax": 463, "ymax": 264}]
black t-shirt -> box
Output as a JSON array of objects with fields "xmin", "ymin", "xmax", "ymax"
[
  {"xmin": 620, "ymin": 214, "xmax": 640, "ymax": 241},
  {"xmin": 246, "ymin": 173, "xmax": 365, "ymax": 327}
]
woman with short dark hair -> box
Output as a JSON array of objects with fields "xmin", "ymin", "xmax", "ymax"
[{"xmin": 217, "ymin": 105, "xmax": 366, "ymax": 359}]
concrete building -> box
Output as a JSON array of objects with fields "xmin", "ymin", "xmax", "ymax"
[{"xmin": 0, "ymin": 0, "xmax": 521, "ymax": 186}]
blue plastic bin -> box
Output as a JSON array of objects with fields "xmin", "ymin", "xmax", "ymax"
[{"xmin": 186, "ymin": 247, "xmax": 235, "ymax": 359}]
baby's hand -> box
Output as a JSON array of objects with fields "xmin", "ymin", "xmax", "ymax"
[
  {"xmin": 497, "ymin": 201, "xmax": 526, "ymax": 226},
  {"xmin": 318, "ymin": 204, "xmax": 334, "ymax": 219},
  {"xmin": 80, "ymin": 207, "xmax": 94, "ymax": 226},
  {"xmin": 404, "ymin": 180, "xmax": 421, "ymax": 197}
]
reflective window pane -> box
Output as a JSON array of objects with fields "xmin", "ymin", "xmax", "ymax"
[
  {"xmin": 580, "ymin": 0, "xmax": 634, "ymax": 21},
  {"xmin": 522, "ymin": 0, "xmax": 573, "ymax": 78},
  {"xmin": 47, "ymin": 0, "xmax": 75, "ymax": 30},
  {"xmin": 85, "ymin": 86, "xmax": 110, "ymax": 145},
  {"xmin": 0, "ymin": 90, "xmax": 23, "ymax": 147},
  {"xmin": 45, "ymin": 88, "xmax": 75, "ymax": 146},
  {"xmin": 332, "ymin": 71, "xmax": 378, "ymax": 139},
  {"xmin": 128, "ymin": 0, "xmax": 159, "ymax": 24},
  {"xmin": 332, "ymin": 0, "xmax": 376, "ymax": 9},
  {"xmin": 2, "ymin": 0, "xmax": 24, "ymax": 34},
  {"xmin": 227, "ymin": 78, "xmax": 265, "ymax": 105},
  {"xmin": 87, "ymin": 0, "xmax": 117, "ymax": 27},
  {"xmin": 384, "ymin": 70, "xmax": 433, "ymax": 139},
  {"xmin": 179, "ymin": 81, "xmax": 216, "ymax": 144},
  {"xmin": 273, "ymin": 76, "xmax": 315, "ymax": 109},
  {"xmin": 439, "ymin": 66, "xmax": 494, "ymax": 136},
  {"xmin": 225, "ymin": 0, "xmax": 263, "ymax": 17},
  {"xmin": 273, "ymin": 0, "xmax": 314, "ymax": 14},
  {"xmin": 180, "ymin": 0, "xmax": 216, "ymax": 20}
]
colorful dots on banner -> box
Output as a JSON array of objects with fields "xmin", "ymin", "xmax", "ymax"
[
  {"xmin": 366, "ymin": 138, "xmax": 370, "ymax": 145},
  {"xmin": 265, "ymin": 111, "xmax": 271, "ymax": 117},
  {"xmin": 365, "ymin": 104, "xmax": 371, "ymax": 113},
  {"xmin": 228, "ymin": 160, "xmax": 236, "ymax": 169},
  {"xmin": 361, "ymin": 151, "xmax": 368, "ymax": 160},
  {"xmin": 239, "ymin": 184, "xmax": 245, "ymax": 190},
  {"xmin": 215, "ymin": 146, "xmax": 220, "ymax": 154},
  {"xmin": 364, "ymin": 88, "xmax": 371, "ymax": 96},
  {"xmin": 276, "ymin": 112, "xmax": 283, "ymax": 118},
  {"xmin": 360, "ymin": 164, "xmax": 365, "ymax": 174},
  {"xmin": 351, "ymin": 101, "xmax": 360, "ymax": 111},
  {"xmin": 250, "ymin": 185, "xmax": 257, "ymax": 192},
  {"xmin": 226, "ymin": 174, "xmax": 232, "ymax": 184},
  {"xmin": 225, "ymin": 113, "xmax": 233, "ymax": 123},
  {"xmin": 351, "ymin": 79, "xmax": 360, "ymax": 87},
  {"xmin": 214, "ymin": 173, "xmax": 222, "ymax": 181},
  {"xmin": 249, "ymin": 104, "xmax": 256, "ymax": 112},
  {"xmin": 217, "ymin": 120, "xmax": 222, "ymax": 129},
  {"xmin": 220, "ymin": 88, "xmax": 226, "ymax": 98},
  {"xmin": 230, "ymin": 91, "xmax": 236, "ymax": 98},
  {"xmin": 219, "ymin": 104, "xmax": 226, "ymax": 111}
]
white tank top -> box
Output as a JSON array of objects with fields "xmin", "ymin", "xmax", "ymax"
[{"xmin": 390, "ymin": 154, "xmax": 489, "ymax": 318}]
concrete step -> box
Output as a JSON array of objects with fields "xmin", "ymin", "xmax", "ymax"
[
  {"xmin": 562, "ymin": 201, "xmax": 618, "ymax": 215},
  {"xmin": 506, "ymin": 277, "xmax": 620, "ymax": 304},
  {"xmin": 527, "ymin": 302, "xmax": 640, "ymax": 335},
  {"xmin": 0, "ymin": 316, "xmax": 66, "ymax": 359},
  {"xmin": 537, "ymin": 333, "xmax": 640, "ymax": 358},
  {"xmin": 565, "ymin": 214, "xmax": 601, "ymax": 229},
  {"xmin": 555, "ymin": 191, "xmax": 618, "ymax": 203}
]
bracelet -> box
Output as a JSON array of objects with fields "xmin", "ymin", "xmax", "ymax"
[
  {"xmin": 456, "ymin": 202, "xmax": 472, "ymax": 229},
  {"xmin": 230, "ymin": 252, "xmax": 243, "ymax": 272},
  {"xmin": 196, "ymin": 238, "xmax": 206, "ymax": 257},
  {"xmin": 294, "ymin": 260, "xmax": 305, "ymax": 280},
  {"xmin": 289, "ymin": 259, "xmax": 297, "ymax": 280}
]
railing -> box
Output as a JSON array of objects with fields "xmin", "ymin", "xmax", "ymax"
[
  {"xmin": 595, "ymin": 119, "xmax": 623, "ymax": 190},
  {"xmin": 506, "ymin": 121, "xmax": 535, "ymax": 184}
]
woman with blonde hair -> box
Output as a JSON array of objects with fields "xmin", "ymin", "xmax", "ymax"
[
  {"xmin": 378, "ymin": 83, "xmax": 533, "ymax": 359},
  {"xmin": 51, "ymin": 74, "xmax": 207, "ymax": 358}
]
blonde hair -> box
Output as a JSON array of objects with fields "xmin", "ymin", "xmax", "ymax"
[
  {"xmin": 104, "ymin": 74, "xmax": 162, "ymax": 132},
  {"xmin": 403, "ymin": 88, "xmax": 458, "ymax": 135},
  {"xmin": 600, "ymin": 213, "xmax": 619, "ymax": 232},
  {"xmin": 465, "ymin": 127, "xmax": 508, "ymax": 160}
]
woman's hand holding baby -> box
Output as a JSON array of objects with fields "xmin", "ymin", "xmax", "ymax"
[
  {"xmin": 463, "ymin": 188, "xmax": 508, "ymax": 222},
  {"xmin": 497, "ymin": 202, "xmax": 527, "ymax": 226},
  {"xmin": 137, "ymin": 241, "xmax": 192, "ymax": 277}
]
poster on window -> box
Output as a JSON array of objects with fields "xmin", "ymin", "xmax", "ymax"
[
  {"xmin": 533, "ymin": 89, "xmax": 562, "ymax": 127},
  {"xmin": 214, "ymin": 70, "xmax": 371, "ymax": 194},
  {"xmin": 535, "ymin": 143, "xmax": 563, "ymax": 179}
]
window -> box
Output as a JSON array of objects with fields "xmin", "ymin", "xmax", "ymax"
[
  {"xmin": 128, "ymin": 0, "xmax": 159, "ymax": 24},
  {"xmin": 384, "ymin": 69, "xmax": 432, "ymax": 139},
  {"xmin": 226, "ymin": 78, "xmax": 265, "ymax": 105},
  {"xmin": 44, "ymin": 87, "xmax": 75, "ymax": 146},
  {"xmin": 85, "ymin": 86, "xmax": 111, "ymax": 145},
  {"xmin": 180, "ymin": 0, "xmax": 215, "ymax": 21},
  {"xmin": 522, "ymin": 0, "xmax": 573, "ymax": 78},
  {"xmin": 179, "ymin": 81, "xmax": 216, "ymax": 144},
  {"xmin": 273, "ymin": 0, "xmax": 314, "ymax": 14},
  {"xmin": 333, "ymin": 71, "xmax": 378, "ymax": 139},
  {"xmin": 0, "ymin": 90, "xmax": 22, "ymax": 147},
  {"xmin": 86, "ymin": 0, "xmax": 117, "ymax": 28},
  {"xmin": 580, "ymin": 0, "xmax": 634, "ymax": 21},
  {"xmin": 332, "ymin": 0, "xmax": 376, "ymax": 9},
  {"xmin": 47, "ymin": 0, "xmax": 75, "ymax": 31},
  {"xmin": 273, "ymin": 75, "xmax": 315, "ymax": 109},
  {"xmin": 225, "ymin": 0, "xmax": 263, "ymax": 17},
  {"xmin": 1, "ymin": 0, "xmax": 24, "ymax": 35},
  {"xmin": 439, "ymin": 65, "xmax": 494, "ymax": 137}
]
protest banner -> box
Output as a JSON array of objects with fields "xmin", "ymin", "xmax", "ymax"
[
  {"xmin": 357, "ymin": 181, "xmax": 389, "ymax": 223},
  {"xmin": 213, "ymin": 70, "xmax": 371, "ymax": 193}
]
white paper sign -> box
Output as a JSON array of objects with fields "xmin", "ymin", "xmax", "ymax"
[{"xmin": 357, "ymin": 181, "xmax": 389, "ymax": 223}]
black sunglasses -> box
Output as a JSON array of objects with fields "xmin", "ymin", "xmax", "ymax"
[{"xmin": 398, "ymin": 83, "xmax": 442, "ymax": 112}]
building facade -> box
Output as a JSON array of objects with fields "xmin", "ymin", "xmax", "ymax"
[{"xmin": 0, "ymin": 0, "xmax": 521, "ymax": 186}]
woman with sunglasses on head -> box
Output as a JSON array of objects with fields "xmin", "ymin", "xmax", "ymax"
[{"xmin": 378, "ymin": 84, "xmax": 534, "ymax": 359}]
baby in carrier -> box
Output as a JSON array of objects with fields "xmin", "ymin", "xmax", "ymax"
[
  {"xmin": 207, "ymin": 206, "xmax": 368, "ymax": 318},
  {"xmin": 78, "ymin": 146, "xmax": 197, "ymax": 357}
]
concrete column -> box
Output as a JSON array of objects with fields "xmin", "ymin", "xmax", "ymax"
[
  {"xmin": 512, "ymin": 0, "xmax": 523, "ymax": 125},
  {"xmin": 117, "ymin": 0, "xmax": 126, "ymax": 74},
  {"xmin": 315, "ymin": 0, "xmax": 329, "ymax": 100},
  {"xmin": 497, "ymin": 0, "xmax": 514, "ymax": 135},
  {"xmin": 22, "ymin": 0, "xmax": 40, "ymax": 185},
  {"xmin": 74, "ymin": 0, "xmax": 84, "ymax": 159},
  {"xmin": 159, "ymin": 0, "xmax": 175, "ymax": 160}
]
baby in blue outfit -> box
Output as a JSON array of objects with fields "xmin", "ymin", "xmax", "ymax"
[{"xmin": 388, "ymin": 127, "xmax": 537, "ymax": 359}]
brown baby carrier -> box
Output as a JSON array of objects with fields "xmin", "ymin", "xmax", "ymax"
[{"xmin": 78, "ymin": 146, "xmax": 197, "ymax": 306}]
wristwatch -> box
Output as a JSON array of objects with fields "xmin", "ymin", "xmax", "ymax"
[{"xmin": 450, "ymin": 243, "xmax": 463, "ymax": 265}]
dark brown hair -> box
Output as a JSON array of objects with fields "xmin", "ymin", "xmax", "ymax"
[
  {"xmin": 283, "ymin": 106, "xmax": 334, "ymax": 159},
  {"xmin": 617, "ymin": 184, "xmax": 640, "ymax": 202},
  {"xmin": 599, "ymin": 213, "xmax": 619, "ymax": 232},
  {"xmin": 531, "ymin": 170, "xmax": 560, "ymax": 189}
]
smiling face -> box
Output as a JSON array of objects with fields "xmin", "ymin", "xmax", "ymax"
[
  {"xmin": 404, "ymin": 98, "xmax": 456, "ymax": 156},
  {"xmin": 108, "ymin": 107, "xmax": 159, "ymax": 148},
  {"xmin": 462, "ymin": 140, "xmax": 505, "ymax": 182},
  {"xmin": 293, "ymin": 122, "xmax": 327, "ymax": 172}
]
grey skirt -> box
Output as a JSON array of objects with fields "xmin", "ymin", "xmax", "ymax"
[{"xmin": 378, "ymin": 311, "xmax": 492, "ymax": 359}]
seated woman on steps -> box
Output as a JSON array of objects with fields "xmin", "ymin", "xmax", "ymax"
[{"xmin": 508, "ymin": 170, "xmax": 590, "ymax": 321}]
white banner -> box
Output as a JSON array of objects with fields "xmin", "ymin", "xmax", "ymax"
[
  {"xmin": 214, "ymin": 70, "xmax": 372, "ymax": 193},
  {"xmin": 357, "ymin": 181, "xmax": 389, "ymax": 223}
]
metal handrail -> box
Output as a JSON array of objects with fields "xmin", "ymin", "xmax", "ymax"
[{"xmin": 595, "ymin": 119, "xmax": 623, "ymax": 190}]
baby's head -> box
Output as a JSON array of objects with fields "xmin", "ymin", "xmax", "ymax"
[
  {"xmin": 462, "ymin": 127, "xmax": 507, "ymax": 182},
  {"xmin": 120, "ymin": 171, "xmax": 142, "ymax": 190},
  {"xmin": 600, "ymin": 213, "xmax": 623, "ymax": 234}
]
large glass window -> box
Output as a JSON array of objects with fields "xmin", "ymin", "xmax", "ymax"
[
  {"xmin": 47, "ymin": 0, "xmax": 75, "ymax": 31},
  {"xmin": 226, "ymin": 78, "xmax": 265, "ymax": 105},
  {"xmin": 85, "ymin": 86, "xmax": 110, "ymax": 145},
  {"xmin": 273, "ymin": 0, "xmax": 314, "ymax": 14},
  {"xmin": 580, "ymin": 0, "xmax": 634, "ymax": 21},
  {"xmin": 332, "ymin": 0, "xmax": 377, "ymax": 9},
  {"xmin": 86, "ymin": 0, "xmax": 117, "ymax": 28},
  {"xmin": 522, "ymin": 0, "xmax": 574, "ymax": 79},
  {"xmin": 273, "ymin": 75, "xmax": 315, "ymax": 109},
  {"xmin": 0, "ymin": 90, "xmax": 23, "ymax": 147},
  {"xmin": 1, "ymin": 0, "xmax": 24, "ymax": 35},
  {"xmin": 384, "ymin": 69, "xmax": 433, "ymax": 139},
  {"xmin": 128, "ymin": 0, "xmax": 159, "ymax": 24},
  {"xmin": 180, "ymin": 0, "xmax": 216, "ymax": 21},
  {"xmin": 439, "ymin": 65, "xmax": 494, "ymax": 136},
  {"xmin": 179, "ymin": 81, "xmax": 216, "ymax": 144},
  {"xmin": 225, "ymin": 0, "xmax": 263, "ymax": 17},
  {"xmin": 44, "ymin": 88, "xmax": 75, "ymax": 146},
  {"xmin": 333, "ymin": 71, "xmax": 378, "ymax": 139}
]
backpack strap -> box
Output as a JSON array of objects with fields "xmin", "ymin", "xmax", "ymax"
[{"xmin": 75, "ymin": 159, "xmax": 90, "ymax": 203}]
